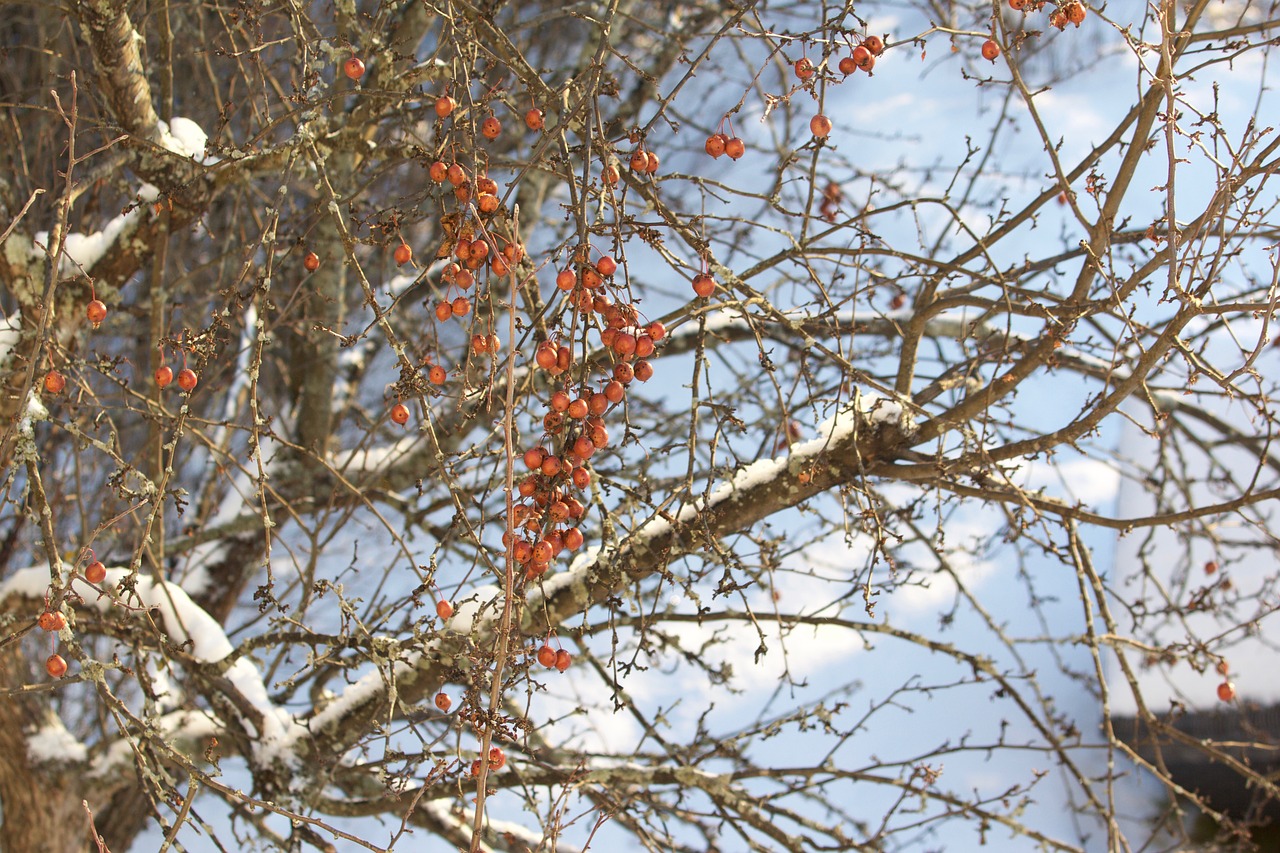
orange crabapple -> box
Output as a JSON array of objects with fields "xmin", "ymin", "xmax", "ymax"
[
  {"xmin": 525, "ymin": 108, "xmax": 544, "ymax": 130},
  {"xmin": 839, "ymin": 56, "xmax": 857, "ymax": 75},
  {"xmin": 46, "ymin": 654, "xmax": 68, "ymax": 679},
  {"xmin": 87, "ymin": 299, "xmax": 107, "ymax": 328},
  {"xmin": 810, "ymin": 114, "xmax": 832, "ymax": 138},
  {"xmin": 85, "ymin": 560, "xmax": 107, "ymax": 584},
  {"xmin": 794, "ymin": 57, "xmax": 815, "ymax": 80},
  {"xmin": 394, "ymin": 243, "xmax": 412, "ymax": 265},
  {"xmin": 634, "ymin": 360, "xmax": 654, "ymax": 381},
  {"xmin": 434, "ymin": 692, "xmax": 452, "ymax": 711},
  {"xmin": 38, "ymin": 611, "xmax": 66, "ymax": 632},
  {"xmin": 43, "ymin": 370, "xmax": 66, "ymax": 394},
  {"xmin": 436, "ymin": 599, "xmax": 454, "ymax": 620},
  {"xmin": 434, "ymin": 95, "xmax": 456, "ymax": 118},
  {"xmin": 725, "ymin": 137, "xmax": 745, "ymax": 159},
  {"xmin": 481, "ymin": 116, "xmax": 502, "ymax": 139},
  {"xmin": 864, "ymin": 35, "xmax": 885, "ymax": 56},
  {"xmin": 177, "ymin": 368, "xmax": 198, "ymax": 392},
  {"xmin": 303, "ymin": 251, "xmax": 320, "ymax": 271},
  {"xmin": 390, "ymin": 403, "xmax": 410, "ymax": 425},
  {"xmin": 981, "ymin": 39, "xmax": 1001, "ymax": 61},
  {"xmin": 428, "ymin": 365, "xmax": 447, "ymax": 384},
  {"xmin": 705, "ymin": 133, "xmax": 727, "ymax": 158},
  {"xmin": 343, "ymin": 56, "xmax": 365, "ymax": 80},
  {"xmin": 536, "ymin": 644, "xmax": 556, "ymax": 668},
  {"xmin": 1217, "ymin": 681, "xmax": 1236, "ymax": 702},
  {"xmin": 692, "ymin": 273, "xmax": 716, "ymax": 298},
  {"xmin": 554, "ymin": 649, "xmax": 572, "ymax": 672},
  {"xmin": 155, "ymin": 365, "xmax": 174, "ymax": 387}
]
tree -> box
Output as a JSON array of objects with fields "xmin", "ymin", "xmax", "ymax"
[{"xmin": 1, "ymin": 0, "xmax": 1278, "ymax": 849}]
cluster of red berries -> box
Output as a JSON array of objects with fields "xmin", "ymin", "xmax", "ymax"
[
  {"xmin": 536, "ymin": 641, "xmax": 572, "ymax": 672},
  {"xmin": 467, "ymin": 746, "xmax": 507, "ymax": 777},
  {"xmin": 704, "ymin": 132, "xmax": 746, "ymax": 160},
  {"xmin": 1008, "ymin": 0, "xmax": 1087, "ymax": 29},
  {"xmin": 628, "ymin": 146, "xmax": 660, "ymax": 175},
  {"xmin": 509, "ymin": 251, "xmax": 667, "ymax": 581}
]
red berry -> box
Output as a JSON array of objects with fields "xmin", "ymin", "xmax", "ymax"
[
  {"xmin": 633, "ymin": 360, "xmax": 654, "ymax": 381},
  {"xmin": 85, "ymin": 560, "xmax": 106, "ymax": 584},
  {"xmin": 46, "ymin": 654, "xmax": 68, "ymax": 679},
  {"xmin": 434, "ymin": 95, "xmax": 456, "ymax": 118},
  {"xmin": 853, "ymin": 45, "xmax": 873, "ymax": 69},
  {"xmin": 177, "ymin": 368, "xmax": 198, "ymax": 392},
  {"xmin": 839, "ymin": 56, "xmax": 857, "ymax": 75},
  {"xmin": 451, "ymin": 296, "xmax": 471, "ymax": 317},
  {"xmin": 1009, "ymin": 0, "xmax": 1026, "ymax": 8},
  {"xmin": 525, "ymin": 108, "xmax": 544, "ymax": 130},
  {"xmin": 810, "ymin": 114, "xmax": 832, "ymax": 138},
  {"xmin": 523, "ymin": 446, "xmax": 547, "ymax": 470},
  {"xmin": 705, "ymin": 134, "xmax": 727, "ymax": 158},
  {"xmin": 155, "ymin": 365, "xmax": 174, "ymax": 387},
  {"xmin": 303, "ymin": 251, "xmax": 320, "ymax": 272},
  {"xmin": 1205, "ymin": 560, "xmax": 1219, "ymax": 575},
  {"xmin": 343, "ymin": 56, "xmax": 365, "ymax": 80},
  {"xmin": 434, "ymin": 692, "xmax": 452, "ymax": 711},
  {"xmin": 563, "ymin": 528, "xmax": 584, "ymax": 550},
  {"xmin": 554, "ymin": 649, "xmax": 572, "ymax": 672},
  {"xmin": 629, "ymin": 149, "xmax": 649, "ymax": 171},
  {"xmin": 43, "ymin": 370, "xmax": 66, "ymax": 394},
  {"xmin": 1065, "ymin": 1, "xmax": 1086, "ymax": 25},
  {"xmin": 481, "ymin": 116, "xmax": 501, "ymax": 140},
  {"xmin": 394, "ymin": 243, "xmax": 412, "ymax": 265},
  {"xmin": 537, "ymin": 644, "xmax": 556, "ymax": 667},
  {"xmin": 1217, "ymin": 681, "xmax": 1236, "ymax": 702},
  {"xmin": 645, "ymin": 151, "xmax": 660, "ymax": 173},
  {"xmin": 428, "ymin": 365, "xmax": 447, "ymax": 385},
  {"xmin": 390, "ymin": 402, "xmax": 410, "ymax": 425},
  {"xmin": 864, "ymin": 35, "xmax": 885, "ymax": 56},
  {"xmin": 692, "ymin": 273, "xmax": 716, "ymax": 298},
  {"xmin": 488, "ymin": 746, "xmax": 506, "ymax": 770},
  {"xmin": 429, "ymin": 161, "xmax": 448, "ymax": 182},
  {"xmin": 725, "ymin": 137, "xmax": 745, "ymax": 159},
  {"xmin": 38, "ymin": 611, "xmax": 66, "ymax": 632},
  {"xmin": 794, "ymin": 58, "xmax": 815, "ymax": 80},
  {"xmin": 436, "ymin": 599, "xmax": 453, "ymax": 620},
  {"xmin": 981, "ymin": 39, "xmax": 1001, "ymax": 62},
  {"xmin": 435, "ymin": 301, "xmax": 453, "ymax": 322},
  {"xmin": 596, "ymin": 256, "xmax": 617, "ymax": 277},
  {"xmin": 87, "ymin": 299, "xmax": 107, "ymax": 328},
  {"xmin": 446, "ymin": 163, "xmax": 466, "ymax": 186}
]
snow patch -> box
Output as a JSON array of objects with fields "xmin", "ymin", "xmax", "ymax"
[
  {"xmin": 0, "ymin": 311, "xmax": 20, "ymax": 368},
  {"xmin": 26, "ymin": 722, "xmax": 88, "ymax": 765},
  {"xmin": 157, "ymin": 117, "xmax": 210, "ymax": 161}
]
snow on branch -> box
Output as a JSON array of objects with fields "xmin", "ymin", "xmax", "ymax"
[{"xmin": 0, "ymin": 565, "xmax": 307, "ymax": 769}]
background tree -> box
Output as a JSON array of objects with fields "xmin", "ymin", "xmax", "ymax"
[{"xmin": 2, "ymin": 0, "xmax": 1278, "ymax": 850}]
